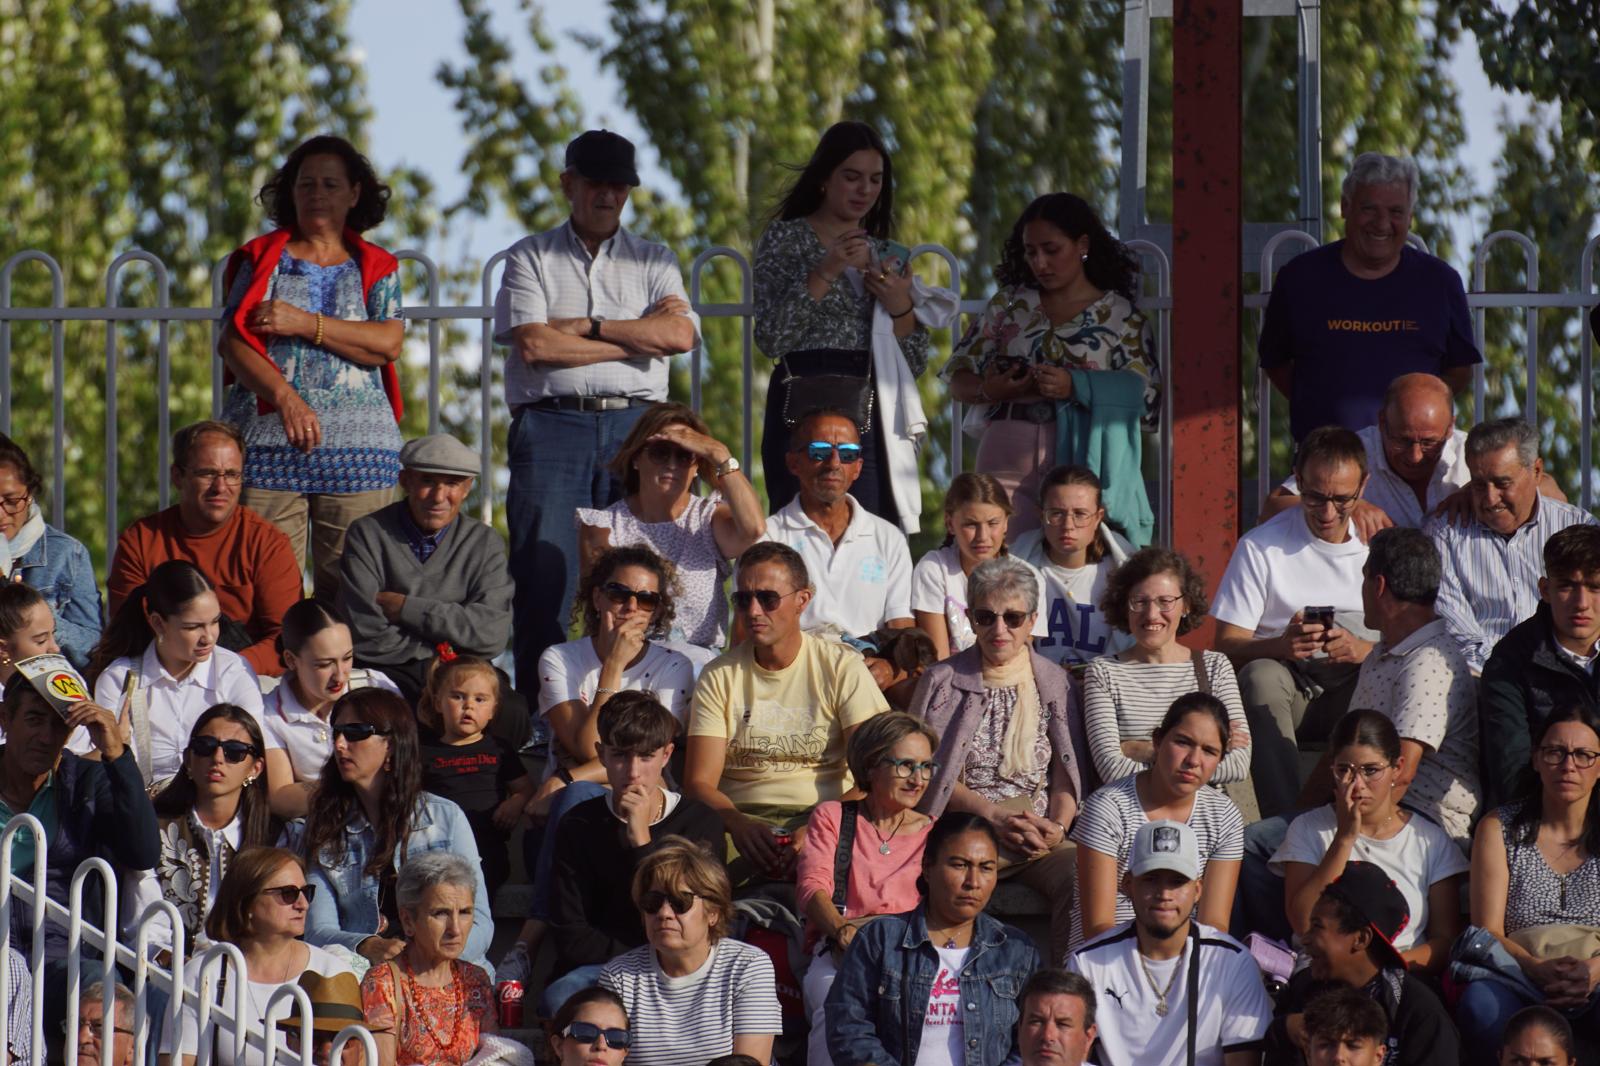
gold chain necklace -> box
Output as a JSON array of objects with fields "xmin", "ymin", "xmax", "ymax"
[{"xmin": 1136, "ymin": 942, "xmax": 1187, "ymax": 1018}]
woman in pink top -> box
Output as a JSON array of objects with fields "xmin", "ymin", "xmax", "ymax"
[{"xmin": 796, "ymin": 711, "xmax": 937, "ymax": 1066}]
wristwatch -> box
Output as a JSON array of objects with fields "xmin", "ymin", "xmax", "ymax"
[
  {"xmin": 587, "ymin": 316, "xmax": 604, "ymax": 340},
  {"xmin": 714, "ymin": 455, "xmax": 741, "ymax": 479}
]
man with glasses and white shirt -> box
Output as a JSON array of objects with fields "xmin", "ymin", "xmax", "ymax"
[{"xmin": 1067, "ymin": 819, "xmax": 1272, "ymax": 1066}]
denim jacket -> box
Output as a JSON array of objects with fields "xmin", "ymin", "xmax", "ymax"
[
  {"xmin": 826, "ymin": 903, "xmax": 1038, "ymax": 1066},
  {"xmin": 6, "ymin": 521, "xmax": 102, "ymax": 670},
  {"xmin": 297, "ymin": 792, "xmax": 493, "ymax": 972}
]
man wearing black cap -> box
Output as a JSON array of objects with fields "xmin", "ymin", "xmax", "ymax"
[
  {"xmin": 1264, "ymin": 862, "xmax": 1458, "ymax": 1066},
  {"xmin": 492, "ymin": 129, "xmax": 701, "ymax": 704}
]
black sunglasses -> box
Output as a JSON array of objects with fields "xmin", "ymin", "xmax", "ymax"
[
  {"xmin": 968, "ymin": 608, "xmax": 1031, "ymax": 630},
  {"xmin": 331, "ymin": 722, "xmax": 392, "ymax": 743},
  {"xmin": 642, "ymin": 440, "xmax": 694, "ymax": 467},
  {"xmin": 638, "ymin": 889, "xmax": 697, "ymax": 915},
  {"xmin": 187, "ymin": 736, "xmax": 261, "ymax": 763},
  {"xmin": 732, "ymin": 588, "xmax": 800, "ymax": 612},
  {"xmin": 602, "ymin": 581, "xmax": 663, "ymax": 609},
  {"xmin": 800, "ymin": 441, "xmax": 863, "ymax": 464},
  {"xmin": 258, "ymin": 883, "xmax": 317, "ymax": 906},
  {"xmin": 563, "ymin": 1022, "xmax": 632, "ymax": 1049}
]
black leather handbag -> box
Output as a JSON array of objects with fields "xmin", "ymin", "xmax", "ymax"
[{"xmin": 779, "ymin": 354, "xmax": 873, "ymax": 432}]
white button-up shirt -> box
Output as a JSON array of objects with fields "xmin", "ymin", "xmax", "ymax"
[
  {"xmin": 492, "ymin": 220, "xmax": 701, "ymax": 404},
  {"xmin": 261, "ymin": 669, "xmax": 400, "ymax": 781},
  {"xmin": 1281, "ymin": 424, "xmax": 1469, "ymax": 529},
  {"xmin": 764, "ymin": 495, "xmax": 913, "ymax": 637}
]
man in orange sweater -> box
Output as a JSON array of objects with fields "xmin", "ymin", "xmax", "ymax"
[{"xmin": 106, "ymin": 421, "xmax": 302, "ymax": 676}]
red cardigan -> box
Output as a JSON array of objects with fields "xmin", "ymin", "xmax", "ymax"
[{"xmin": 223, "ymin": 227, "xmax": 403, "ymax": 419}]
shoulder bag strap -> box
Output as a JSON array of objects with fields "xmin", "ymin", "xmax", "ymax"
[
  {"xmin": 832, "ymin": 801, "xmax": 860, "ymax": 913},
  {"xmin": 122, "ymin": 662, "xmax": 154, "ymax": 786},
  {"xmin": 1186, "ymin": 923, "xmax": 1201, "ymax": 1066},
  {"xmin": 387, "ymin": 960, "xmax": 409, "ymax": 1040},
  {"xmin": 1190, "ymin": 650, "xmax": 1211, "ymax": 696}
]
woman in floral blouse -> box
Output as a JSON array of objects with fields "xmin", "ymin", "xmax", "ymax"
[
  {"xmin": 753, "ymin": 121, "xmax": 928, "ymax": 527},
  {"xmin": 945, "ymin": 193, "xmax": 1157, "ymax": 537}
]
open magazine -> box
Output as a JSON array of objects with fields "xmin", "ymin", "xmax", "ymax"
[{"xmin": 11, "ymin": 652, "xmax": 91, "ymax": 718}]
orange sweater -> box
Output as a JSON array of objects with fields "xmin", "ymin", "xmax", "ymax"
[{"xmin": 106, "ymin": 505, "xmax": 302, "ymax": 676}]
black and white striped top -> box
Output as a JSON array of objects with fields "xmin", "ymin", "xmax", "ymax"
[{"xmin": 1080, "ymin": 651, "xmax": 1250, "ymax": 785}]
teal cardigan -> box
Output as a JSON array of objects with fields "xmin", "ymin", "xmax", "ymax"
[{"xmin": 1054, "ymin": 368, "xmax": 1155, "ymax": 547}]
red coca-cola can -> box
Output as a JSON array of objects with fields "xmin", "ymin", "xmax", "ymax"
[{"xmin": 496, "ymin": 979, "xmax": 524, "ymax": 1028}]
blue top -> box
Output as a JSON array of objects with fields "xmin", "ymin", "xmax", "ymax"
[
  {"xmin": 1258, "ymin": 241, "xmax": 1480, "ymax": 441},
  {"xmin": 4, "ymin": 519, "xmax": 102, "ymax": 669}
]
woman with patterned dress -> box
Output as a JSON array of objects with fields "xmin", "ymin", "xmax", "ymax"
[
  {"xmin": 945, "ymin": 193, "xmax": 1157, "ymax": 538},
  {"xmin": 218, "ymin": 134, "xmax": 405, "ymax": 604}
]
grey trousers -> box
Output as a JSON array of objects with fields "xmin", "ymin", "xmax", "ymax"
[{"xmin": 1239, "ymin": 657, "xmax": 1361, "ymax": 818}]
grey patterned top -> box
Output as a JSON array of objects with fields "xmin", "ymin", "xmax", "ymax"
[
  {"xmin": 1498, "ymin": 799, "xmax": 1600, "ymax": 935},
  {"xmin": 752, "ymin": 218, "xmax": 930, "ymax": 374},
  {"xmin": 960, "ymin": 685, "xmax": 1053, "ymax": 816}
]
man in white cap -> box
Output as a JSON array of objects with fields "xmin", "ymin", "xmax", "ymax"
[
  {"xmin": 1067, "ymin": 819, "xmax": 1272, "ymax": 1066},
  {"xmin": 339, "ymin": 432, "xmax": 525, "ymax": 743}
]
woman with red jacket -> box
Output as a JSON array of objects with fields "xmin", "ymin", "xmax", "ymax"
[{"xmin": 218, "ymin": 134, "xmax": 405, "ymax": 603}]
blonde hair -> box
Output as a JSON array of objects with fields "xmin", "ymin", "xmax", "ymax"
[
  {"xmin": 941, "ymin": 472, "xmax": 1015, "ymax": 551},
  {"xmin": 631, "ymin": 837, "xmax": 734, "ymax": 942},
  {"xmin": 417, "ymin": 655, "xmax": 501, "ymax": 731}
]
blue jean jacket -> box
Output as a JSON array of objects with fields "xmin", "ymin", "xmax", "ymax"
[
  {"xmin": 826, "ymin": 904, "xmax": 1038, "ymax": 1066},
  {"xmin": 8, "ymin": 523, "xmax": 102, "ymax": 670},
  {"xmin": 298, "ymin": 792, "xmax": 493, "ymax": 972}
]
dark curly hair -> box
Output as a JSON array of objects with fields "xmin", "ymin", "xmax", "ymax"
[
  {"xmin": 258, "ymin": 134, "xmax": 390, "ymax": 234},
  {"xmin": 770, "ymin": 121, "xmax": 895, "ymax": 239},
  {"xmin": 1100, "ymin": 546, "xmax": 1208, "ymax": 636},
  {"xmin": 574, "ymin": 546, "xmax": 679, "ymax": 640},
  {"xmin": 994, "ymin": 193, "xmax": 1139, "ymax": 302}
]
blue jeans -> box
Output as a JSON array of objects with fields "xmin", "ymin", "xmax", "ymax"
[
  {"xmin": 540, "ymin": 963, "xmax": 604, "ymax": 1018},
  {"xmin": 505, "ymin": 404, "xmax": 646, "ymax": 693},
  {"xmin": 525, "ymin": 781, "xmax": 608, "ymax": 921},
  {"xmin": 1230, "ymin": 815, "xmax": 1295, "ymax": 945},
  {"xmin": 1456, "ymin": 979, "xmax": 1600, "ymax": 1066}
]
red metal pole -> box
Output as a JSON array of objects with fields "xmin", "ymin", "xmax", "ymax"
[{"xmin": 1171, "ymin": 0, "xmax": 1242, "ymax": 649}]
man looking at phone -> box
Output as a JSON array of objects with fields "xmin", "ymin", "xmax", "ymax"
[{"xmin": 1212, "ymin": 427, "xmax": 1380, "ymax": 818}]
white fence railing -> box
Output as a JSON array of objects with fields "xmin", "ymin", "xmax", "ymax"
[
  {"xmin": 2, "ymin": 233, "xmax": 1598, "ymax": 555},
  {"xmin": 0, "ymin": 813, "xmax": 378, "ymax": 1066}
]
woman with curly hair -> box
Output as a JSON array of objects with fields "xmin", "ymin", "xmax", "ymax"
[
  {"xmin": 943, "ymin": 193, "xmax": 1157, "ymax": 539},
  {"xmin": 217, "ymin": 134, "xmax": 405, "ymax": 603}
]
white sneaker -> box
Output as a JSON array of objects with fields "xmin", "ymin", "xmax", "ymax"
[{"xmin": 495, "ymin": 941, "xmax": 532, "ymax": 986}]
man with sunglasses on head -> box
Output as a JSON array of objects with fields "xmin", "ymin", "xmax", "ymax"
[
  {"xmin": 1213, "ymin": 426, "xmax": 1382, "ymax": 818},
  {"xmin": 686, "ymin": 542, "xmax": 889, "ymax": 884},
  {"xmin": 763, "ymin": 408, "xmax": 914, "ymax": 640}
]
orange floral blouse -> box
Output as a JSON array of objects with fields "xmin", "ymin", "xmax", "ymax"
[{"xmin": 361, "ymin": 959, "xmax": 495, "ymax": 1065}]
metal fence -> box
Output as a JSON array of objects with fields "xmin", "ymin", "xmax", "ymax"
[
  {"xmin": 1, "ymin": 232, "xmax": 1597, "ymax": 556},
  {"xmin": 0, "ymin": 813, "xmax": 378, "ymax": 1066}
]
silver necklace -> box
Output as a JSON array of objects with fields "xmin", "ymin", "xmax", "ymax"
[
  {"xmin": 864, "ymin": 808, "xmax": 910, "ymax": 855},
  {"xmin": 1137, "ymin": 943, "xmax": 1186, "ymax": 1017}
]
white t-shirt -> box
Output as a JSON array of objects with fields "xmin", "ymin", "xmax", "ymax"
[
  {"xmin": 1269, "ymin": 804, "xmax": 1468, "ymax": 951},
  {"xmin": 536, "ymin": 637, "xmax": 696, "ymax": 777},
  {"xmin": 1066, "ymin": 922, "xmax": 1273, "ymax": 1066},
  {"xmin": 764, "ymin": 494, "xmax": 913, "ymax": 637},
  {"xmin": 1210, "ymin": 509, "xmax": 1369, "ymax": 639},
  {"xmin": 910, "ymin": 546, "xmax": 1048, "ymax": 653},
  {"xmin": 260, "ymin": 669, "xmax": 400, "ymax": 781},
  {"xmin": 161, "ymin": 943, "xmax": 353, "ymax": 1066},
  {"xmin": 916, "ymin": 946, "xmax": 969, "ymax": 1066},
  {"xmin": 1012, "ymin": 530, "xmax": 1132, "ymax": 668}
]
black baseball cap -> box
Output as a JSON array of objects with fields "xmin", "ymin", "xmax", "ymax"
[
  {"xmin": 1324, "ymin": 861, "xmax": 1411, "ymax": 970},
  {"xmin": 565, "ymin": 129, "xmax": 640, "ymax": 187}
]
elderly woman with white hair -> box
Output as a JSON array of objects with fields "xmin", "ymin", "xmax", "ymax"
[{"xmin": 907, "ymin": 555, "xmax": 1090, "ymax": 961}]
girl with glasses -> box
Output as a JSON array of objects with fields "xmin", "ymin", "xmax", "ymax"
[
  {"xmin": 1459, "ymin": 705, "xmax": 1600, "ymax": 1062},
  {"xmin": 159, "ymin": 846, "xmax": 355, "ymax": 1066},
  {"xmin": 548, "ymin": 987, "xmax": 630, "ymax": 1066},
  {"xmin": 1270, "ymin": 709, "xmax": 1465, "ymax": 974},
  {"xmin": 298, "ymin": 689, "xmax": 493, "ymax": 974},
  {"xmin": 600, "ymin": 839, "xmax": 781, "ymax": 1066},
  {"xmin": 578, "ymin": 403, "xmax": 765, "ymax": 668},
  {"xmin": 796, "ymin": 712, "xmax": 938, "ymax": 1066}
]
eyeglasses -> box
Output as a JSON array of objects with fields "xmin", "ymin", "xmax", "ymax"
[
  {"xmin": 258, "ymin": 883, "xmax": 317, "ymax": 906},
  {"xmin": 880, "ymin": 757, "xmax": 940, "ymax": 779},
  {"xmin": 562, "ymin": 1022, "xmax": 633, "ymax": 1050},
  {"xmin": 330, "ymin": 722, "xmax": 391, "ymax": 743},
  {"xmin": 732, "ymin": 588, "xmax": 800, "ymax": 612},
  {"xmin": 63, "ymin": 1016, "xmax": 134, "ymax": 1038},
  {"xmin": 642, "ymin": 441, "xmax": 694, "ymax": 467},
  {"xmin": 800, "ymin": 441, "xmax": 863, "ymax": 464},
  {"xmin": 969, "ymin": 608, "xmax": 1031, "ymax": 630},
  {"xmin": 1330, "ymin": 762, "xmax": 1392, "ymax": 782},
  {"xmin": 1301, "ymin": 490, "xmax": 1361, "ymax": 514},
  {"xmin": 638, "ymin": 888, "xmax": 697, "ymax": 915},
  {"xmin": 1127, "ymin": 595, "xmax": 1184, "ymax": 614},
  {"xmin": 187, "ymin": 736, "xmax": 261, "ymax": 763},
  {"xmin": 1042, "ymin": 508, "xmax": 1101, "ymax": 528},
  {"xmin": 602, "ymin": 581, "xmax": 663, "ymax": 609},
  {"xmin": 1388, "ymin": 434, "xmax": 1447, "ymax": 453},
  {"xmin": 0, "ymin": 493, "xmax": 31, "ymax": 516},
  {"xmin": 1539, "ymin": 745, "xmax": 1600, "ymax": 769},
  {"xmin": 186, "ymin": 467, "xmax": 244, "ymax": 486}
]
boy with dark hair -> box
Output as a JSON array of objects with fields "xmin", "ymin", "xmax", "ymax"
[
  {"xmin": 1304, "ymin": 986, "xmax": 1390, "ymax": 1066},
  {"xmin": 544, "ymin": 692, "xmax": 723, "ymax": 1014}
]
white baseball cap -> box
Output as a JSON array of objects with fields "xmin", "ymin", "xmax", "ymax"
[{"xmin": 1129, "ymin": 819, "xmax": 1200, "ymax": 881}]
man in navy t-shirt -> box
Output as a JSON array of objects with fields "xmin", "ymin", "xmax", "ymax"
[{"xmin": 1260, "ymin": 152, "xmax": 1481, "ymax": 442}]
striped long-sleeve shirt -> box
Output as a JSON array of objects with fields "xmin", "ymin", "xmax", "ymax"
[{"xmin": 1080, "ymin": 652, "xmax": 1251, "ymax": 786}]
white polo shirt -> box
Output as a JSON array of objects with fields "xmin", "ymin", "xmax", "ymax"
[
  {"xmin": 261, "ymin": 669, "xmax": 400, "ymax": 781},
  {"xmin": 764, "ymin": 495, "xmax": 912, "ymax": 637},
  {"xmin": 1066, "ymin": 921, "xmax": 1272, "ymax": 1066},
  {"xmin": 82, "ymin": 645, "xmax": 271, "ymax": 782}
]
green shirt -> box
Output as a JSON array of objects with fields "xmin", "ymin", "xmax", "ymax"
[{"xmin": 0, "ymin": 770, "xmax": 58, "ymax": 876}]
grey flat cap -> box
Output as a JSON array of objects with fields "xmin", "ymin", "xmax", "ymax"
[{"xmin": 400, "ymin": 434, "xmax": 478, "ymax": 477}]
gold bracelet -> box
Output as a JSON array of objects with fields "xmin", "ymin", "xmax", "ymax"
[{"xmin": 314, "ymin": 312, "xmax": 324, "ymax": 346}]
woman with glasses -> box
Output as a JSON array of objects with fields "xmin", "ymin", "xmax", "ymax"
[
  {"xmin": 1458, "ymin": 705, "xmax": 1600, "ymax": 1060},
  {"xmin": 1270, "ymin": 709, "xmax": 1466, "ymax": 975},
  {"xmin": 0, "ymin": 433, "xmax": 101, "ymax": 669},
  {"xmin": 362, "ymin": 852, "xmax": 510, "ymax": 1066},
  {"xmin": 796, "ymin": 712, "xmax": 938, "ymax": 1066},
  {"xmin": 909, "ymin": 555, "xmax": 1089, "ymax": 962},
  {"xmin": 298, "ymin": 688, "xmax": 492, "ymax": 973},
  {"xmin": 159, "ymin": 846, "xmax": 356, "ymax": 1066},
  {"xmin": 577, "ymin": 402, "xmax": 765, "ymax": 668},
  {"xmin": 126, "ymin": 705, "xmax": 282, "ymax": 958},
  {"xmin": 548, "ymin": 987, "xmax": 630, "ymax": 1066},
  {"xmin": 600, "ymin": 838, "xmax": 782, "ymax": 1066},
  {"xmin": 1080, "ymin": 546, "xmax": 1252, "ymax": 786}
]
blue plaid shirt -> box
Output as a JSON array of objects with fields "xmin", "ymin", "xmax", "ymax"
[{"xmin": 399, "ymin": 510, "xmax": 453, "ymax": 564}]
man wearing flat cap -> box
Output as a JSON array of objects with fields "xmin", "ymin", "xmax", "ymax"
[
  {"xmin": 492, "ymin": 128, "xmax": 701, "ymax": 712},
  {"xmin": 339, "ymin": 433, "xmax": 526, "ymax": 743}
]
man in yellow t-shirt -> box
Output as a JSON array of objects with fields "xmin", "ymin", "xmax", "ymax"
[{"xmin": 685, "ymin": 542, "xmax": 888, "ymax": 881}]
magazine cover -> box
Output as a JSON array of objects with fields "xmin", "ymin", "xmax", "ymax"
[{"xmin": 11, "ymin": 653, "xmax": 91, "ymax": 719}]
